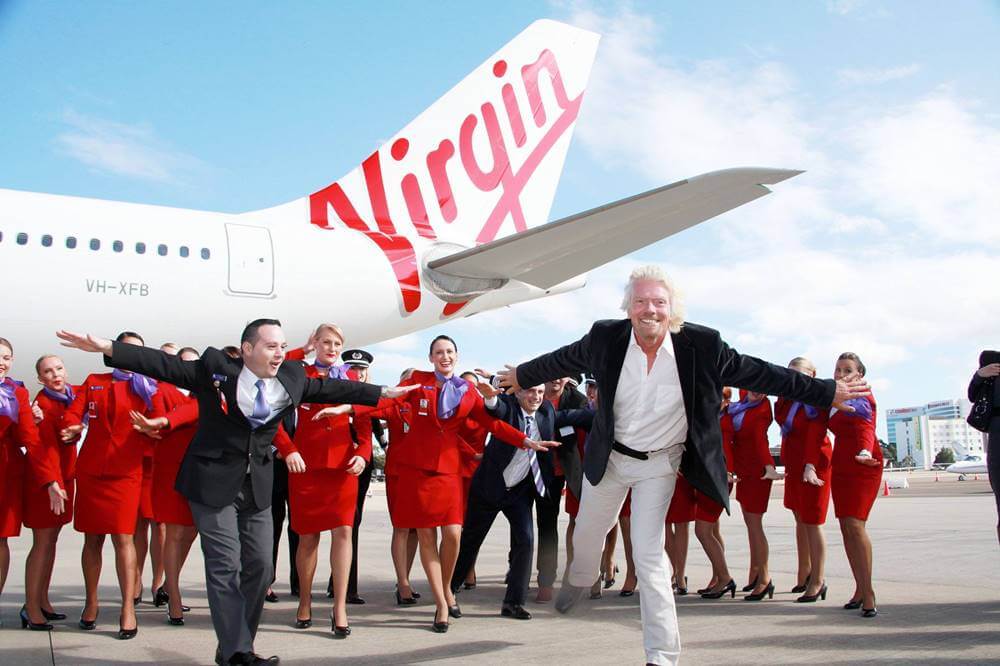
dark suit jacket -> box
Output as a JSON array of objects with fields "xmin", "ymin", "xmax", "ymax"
[
  {"xmin": 516, "ymin": 319, "xmax": 835, "ymax": 511},
  {"xmin": 474, "ymin": 394, "xmax": 593, "ymax": 506},
  {"xmin": 105, "ymin": 342, "xmax": 381, "ymax": 508},
  {"xmin": 552, "ymin": 387, "xmax": 588, "ymax": 499}
]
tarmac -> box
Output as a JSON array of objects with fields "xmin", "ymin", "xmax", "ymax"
[{"xmin": 2, "ymin": 470, "xmax": 999, "ymax": 665}]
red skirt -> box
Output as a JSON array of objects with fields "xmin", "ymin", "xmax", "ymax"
[
  {"xmin": 0, "ymin": 470, "xmax": 23, "ymax": 538},
  {"xmin": 832, "ymin": 469, "xmax": 881, "ymax": 521},
  {"xmin": 152, "ymin": 461, "xmax": 192, "ymax": 526},
  {"xmin": 735, "ymin": 477, "xmax": 772, "ymax": 514},
  {"xmin": 74, "ymin": 470, "xmax": 141, "ymax": 535},
  {"xmin": 391, "ymin": 466, "xmax": 464, "ymax": 528},
  {"xmin": 23, "ymin": 477, "xmax": 74, "ymax": 529},
  {"xmin": 138, "ymin": 457, "xmax": 155, "ymax": 520},
  {"xmin": 289, "ymin": 466, "xmax": 359, "ymax": 533},
  {"xmin": 786, "ymin": 467, "xmax": 832, "ymax": 525},
  {"xmin": 666, "ymin": 476, "xmax": 697, "ymax": 524}
]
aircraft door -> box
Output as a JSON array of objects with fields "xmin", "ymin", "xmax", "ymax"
[{"xmin": 225, "ymin": 223, "xmax": 275, "ymax": 296}]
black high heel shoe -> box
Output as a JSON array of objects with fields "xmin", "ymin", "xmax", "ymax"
[
  {"xmin": 604, "ymin": 565, "xmax": 619, "ymax": 589},
  {"xmin": 463, "ymin": 573, "xmax": 477, "ymax": 590},
  {"xmin": 78, "ymin": 611, "xmax": 98, "ymax": 630},
  {"xmin": 743, "ymin": 580, "xmax": 774, "ymax": 601},
  {"xmin": 796, "ymin": 583, "xmax": 828, "ymax": 603},
  {"xmin": 861, "ymin": 598, "xmax": 878, "ymax": 618},
  {"xmin": 133, "ymin": 585, "xmax": 143, "ymax": 606},
  {"xmin": 432, "ymin": 610, "xmax": 449, "ymax": 633},
  {"xmin": 330, "ymin": 615, "xmax": 350, "ymax": 637},
  {"xmin": 117, "ymin": 615, "xmax": 138, "ymax": 640},
  {"xmin": 448, "ymin": 603, "xmax": 462, "ymax": 619},
  {"xmin": 294, "ymin": 615, "xmax": 313, "ymax": 629},
  {"xmin": 741, "ymin": 575, "xmax": 759, "ymax": 593},
  {"xmin": 167, "ymin": 614, "xmax": 185, "ymax": 626},
  {"xmin": 696, "ymin": 581, "xmax": 717, "ymax": 595},
  {"xmin": 843, "ymin": 598, "xmax": 863, "ymax": 610},
  {"xmin": 154, "ymin": 586, "xmax": 168, "ymax": 607},
  {"xmin": 20, "ymin": 607, "xmax": 53, "ymax": 631},
  {"xmin": 674, "ymin": 576, "xmax": 688, "ymax": 596},
  {"xmin": 790, "ymin": 573, "xmax": 811, "ymax": 594},
  {"xmin": 700, "ymin": 579, "xmax": 736, "ymax": 599},
  {"xmin": 395, "ymin": 587, "xmax": 417, "ymax": 606},
  {"xmin": 41, "ymin": 608, "xmax": 67, "ymax": 621}
]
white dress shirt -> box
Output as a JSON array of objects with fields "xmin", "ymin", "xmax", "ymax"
[
  {"xmin": 612, "ymin": 332, "xmax": 688, "ymax": 452},
  {"xmin": 503, "ymin": 408, "xmax": 537, "ymax": 489},
  {"xmin": 236, "ymin": 365, "xmax": 292, "ymax": 424}
]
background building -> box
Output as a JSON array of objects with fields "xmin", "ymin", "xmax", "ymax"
[{"xmin": 887, "ymin": 399, "xmax": 986, "ymax": 469}]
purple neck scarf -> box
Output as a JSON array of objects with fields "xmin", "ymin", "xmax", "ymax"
[
  {"xmin": 42, "ymin": 385, "xmax": 76, "ymax": 406},
  {"xmin": 0, "ymin": 378, "xmax": 21, "ymax": 422},
  {"xmin": 841, "ymin": 397, "xmax": 873, "ymax": 422},
  {"xmin": 727, "ymin": 397, "xmax": 763, "ymax": 432},
  {"xmin": 314, "ymin": 361, "xmax": 353, "ymax": 380},
  {"xmin": 111, "ymin": 368, "xmax": 158, "ymax": 410},
  {"xmin": 780, "ymin": 401, "xmax": 818, "ymax": 437},
  {"xmin": 435, "ymin": 371, "xmax": 468, "ymax": 419}
]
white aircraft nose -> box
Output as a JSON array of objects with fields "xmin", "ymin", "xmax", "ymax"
[{"xmin": 946, "ymin": 463, "xmax": 959, "ymax": 474}]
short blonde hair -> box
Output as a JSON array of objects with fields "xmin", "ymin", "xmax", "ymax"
[
  {"xmin": 788, "ymin": 356, "xmax": 816, "ymax": 376},
  {"xmin": 314, "ymin": 322, "xmax": 345, "ymax": 344},
  {"xmin": 620, "ymin": 265, "xmax": 686, "ymax": 334}
]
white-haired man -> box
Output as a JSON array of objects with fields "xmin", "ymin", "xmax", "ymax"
[{"xmin": 496, "ymin": 265, "xmax": 869, "ymax": 666}]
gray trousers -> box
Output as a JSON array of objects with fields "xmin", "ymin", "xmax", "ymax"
[{"xmin": 189, "ymin": 475, "xmax": 274, "ymax": 662}]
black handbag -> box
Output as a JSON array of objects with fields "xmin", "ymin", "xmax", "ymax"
[{"xmin": 967, "ymin": 377, "xmax": 995, "ymax": 432}]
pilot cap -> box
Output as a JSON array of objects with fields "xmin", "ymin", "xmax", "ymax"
[{"xmin": 342, "ymin": 349, "xmax": 374, "ymax": 368}]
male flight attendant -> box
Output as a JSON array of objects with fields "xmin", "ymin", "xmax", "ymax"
[{"xmin": 57, "ymin": 321, "xmax": 416, "ymax": 666}]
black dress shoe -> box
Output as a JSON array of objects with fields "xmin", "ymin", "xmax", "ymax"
[
  {"xmin": 346, "ymin": 594, "xmax": 366, "ymax": 605},
  {"xmin": 448, "ymin": 604, "xmax": 462, "ymax": 618},
  {"xmin": 20, "ymin": 607, "xmax": 53, "ymax": 631},
  {"xmin": 228, "ymin": 652, "xmax": 280, "ymax": 665},
  {"xmin": 41, "ymin": 608, "xmax": 67, "ymax": 621},
  {"xmin": 500, "ymin": 604, "xmax": 532, "ymax": 620},
  {"xmin": 264, "ymin": 591, "xmax": 279, "ymax": 603},
  {"xmin": 78, "ymin": 612, "xmax": 98, "ymax": 630},
  {"xmin": 154, "ymin": 586, "xmax": 169, "ymax": 607}
]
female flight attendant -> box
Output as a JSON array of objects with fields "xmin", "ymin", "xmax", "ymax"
[
  {"xmin": 21, "ymin": 354, "xmax": 78, "ymax": 629},
  {"xmin": 775, "ymin": 357, "xmax": 833, "ymax": 603},
  {"xmin": 61, "ymin": 331, "xmax": 156, "ymax": 640},
  {"xmin": 129, "ymin": 346, "xmax": 202, "ymax": 625},
  {"xmin": 828, "ymin": 352, "xmax": 881, "ymax": 617},
  {"xmin": 383, "ymin": 335, "xmax": 554, "ymax": 632},
  {"xmin": 2, "ymin": 339, "xmax": 66, "ymax": 630},
  {"xmin": 728, "ymin": 390, "xmax": 780, "ymax": 601}
]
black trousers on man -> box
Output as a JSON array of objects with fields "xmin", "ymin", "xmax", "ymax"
[
  {"xmin": 347, "ymin": 463, "xmax": 374, "ymax": 596},
  {"xmin": 534, "ymin": 474, "xmax": 564, "ymax": 588},
  {"xmin": 270, "ymin": 458, "xmax": 299, "ymax": 594}
]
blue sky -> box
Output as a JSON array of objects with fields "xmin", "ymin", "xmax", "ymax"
[{"xmin": 2, "ymin": 1, "xmax": 999, "ymax": 443}]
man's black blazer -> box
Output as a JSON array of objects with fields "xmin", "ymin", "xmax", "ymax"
[
  {"xmin": 516, "ymin": 319, "xmax": 835, "ymax": 511},
  {"xmin": 105, "ymin": 342, "xmax": 381, "ymax": 509},
  {"xmin": 475, "ymin": 394, "xmax": 593, "ymax": 506}
]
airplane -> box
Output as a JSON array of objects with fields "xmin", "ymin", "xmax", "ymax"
[
  {"xmin": 944, "ymin": 440, "xmax": 988, "ymax": 479},
  {"xmin": 0, "ymin": 19, "xmax": 800, "ymax": 378}
]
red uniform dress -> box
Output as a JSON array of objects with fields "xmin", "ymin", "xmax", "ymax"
[
  {"xmin": 23, "ymin": 386, "xmax": 81, "ymax": 529},
  {"xmin": 150, "ymin": 384, "xmax": 199, "ymax": 526},
  {"xmin": 728, "ymin": 397, "xmax": 774, "ymax": 515},
  {"xmin": 1, "ymin": 380, "xmax": 53, "ymax": 537},
  {"xmin": 286, "ymin": 365, "xmax": 374, "ymax": 533},
  {"xmin": 776, "ymin": 398, "xmax": 832, "ymax": 525},
  {"xmin": 666, "ymin": 419, "xmax": 731, "ymax": 524},
  {"xmin": 829, "ymin": 395, "xmax": 882, "ymax": 521},
  {"xmin": 380, "ymin": 370, "xmax": 525, "ymax": 528},
  {"xmin": 382, "ymin": 400, "xmax": 412, "ymax": 522},
  {"xmin": 458, "ymin": 419, "xmax": 487, "ymax": 517},
  {"xmin": 65, "ymin": 374, "xmax": 152, "ymax": 535}
]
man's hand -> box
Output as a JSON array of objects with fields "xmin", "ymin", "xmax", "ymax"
[
  {"xmin": 761, "ymin": 465, "xmax": 784, "ymax": 481},
  {"xmin": 473, "ymin": 369, "xmax": 501, "ymax": 399},
  {"xmin": 495, "ymin": 364, "xmax": 522, "ymax": 395},
  {"xmin": 48, "ymin": 482, "xmax": 68, "ymax": 515},
  {"xmin": 130, "ymin": 410, "xmax": 168, "ymax": 439},
  {"xmin": 523, "ymin": 438, "xmax": 560, "ymax": 451},
  {"xmin": 346, "ymin": 455, "xmax": 366, "ymax": 476},
  {"xmin": 978, "ymin": 363, "xmax": 1000, "ymax": 378},
  {"xmin": 832, "ymin": 372, "xmax": 870, "ymax": 412},
  {"xmin": 60, "ymin": 424, "xmax": 84, "ymax": 442},
  {"xmin": 31, "ymin": 401, "xmax": 44, "ymax": 424},
  {"xmin": 56, "ymin": 330, "xmax": 113, "ymax": 355},
  {"xmin": 802, "ymin": 464, "xmax": 824, "ymax": 486},
  {"xmin": 382, "ymin": 384, "xmax": 420, "ymax": 400},
  {"xmin": 312, "ymin": 405, "xmax": 353, "ymax": 421},
  {"xmin": 285, "ymin": 452, "xmax": 307, "ymax": 473}
]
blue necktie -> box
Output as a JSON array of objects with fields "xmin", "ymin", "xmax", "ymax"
[
  {"xmin": 249, "ymin": 378, "xmax": 270, "ymax": 428},
  {"xmin": 525, "ymin": 415, "xmax": 546, "ymax": 497}
]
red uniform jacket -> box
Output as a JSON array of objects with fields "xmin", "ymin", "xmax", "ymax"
[
  {"xmin": 32, "ymin": 386, "xmax": 82, "ymax": 488},
  {"xmin": 775, "ymin": 398, "xmax": 832, "ymax": 472},
  {"xmin": 2, "ymin": 382, "xmax": 54, "ymax": 495},
  {"xmin": 151, "ymin": 384, "xmax": 199, "ymax": 468},
  {"xmin": 64, "ymin": 373, "xmax": 152, "ymax": 478},
  {"xmin": 726, "ymin": 398, "xmax": 774, "ymax": 480},
  {"xmin": 829, "ymin": 395, "xmax": 881, "ymax": 470},
  {"xmin": 458, "ymin": 419, "xmax": 488, "ymax": 478},
  {"xmin": 373, "ymin": 370, "xmax": 525, "ymax": 475}
]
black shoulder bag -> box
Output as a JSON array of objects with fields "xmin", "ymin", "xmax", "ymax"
[{"xmin": 967, "ymin": 377, "xmax": 995, "ymax": 432}]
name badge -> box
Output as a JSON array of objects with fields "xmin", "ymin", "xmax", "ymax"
[
  {"xmin": 87, "ymin": 401, "xmax": 98, "ymax": 420},
  {"xmin": 418, "ymin": 399, "xmax": 429, "ymax": 416},
  {"xmin": 559, "ymin": 426, "xmax": 575, "ymax": 437},
  {"xmin": 403, "ymin": 422, "xmax": 410, "ymax": 433}
]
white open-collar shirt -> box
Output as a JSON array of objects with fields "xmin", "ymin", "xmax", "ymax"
[
  {"xmin": 612, "ymin": 331, "xmax": 688, "ymax": 452},
  {"xmin": 237, "ymin": 365, "xmax": 291, "ymax": 423}
]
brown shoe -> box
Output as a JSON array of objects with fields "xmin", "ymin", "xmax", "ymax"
[{"xmin": 534, "ymin": 586, "xmax": 554, "ymax": 603}]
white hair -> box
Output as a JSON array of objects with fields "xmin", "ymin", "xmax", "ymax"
[{"xmin": 620, "ymin": 265, "xmax": 686, "ymax": 334}]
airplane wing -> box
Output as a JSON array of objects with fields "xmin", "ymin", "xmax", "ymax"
[{"xmin": 427, "ymin": 167, "xmax": 802, "ymax": 289}]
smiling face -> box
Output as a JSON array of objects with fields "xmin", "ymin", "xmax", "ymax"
[
  {"xmin": 0, "ymin": 343, "xmax": 12, "ymax": 381},
  {"xmin": 628, "ymin": 279, "xmax": 671, "ymax": 345},
  {"xmin": 429, "ymin": 338, "xmax": 457, "ymax": 377},
  {"xmin": 315, "ymin": 329, "xmax": 344, "ymax": 366},
  {"xmin": 37, "ymin": 355, "xmax": 67, "ymax": 392},
  {"xmin": 242, "ymin": 324, "xmax": 286, "ymax": 378},
  {"xmin": 517, "ymin": 384, "xmax": 545, "ymax": 415}
]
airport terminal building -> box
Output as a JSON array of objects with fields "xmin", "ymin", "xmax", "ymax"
[{"xmin": 887, "ymin": 399, "xmax": 986, "ymax": 469}]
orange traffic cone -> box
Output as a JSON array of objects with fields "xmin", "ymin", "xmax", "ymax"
[{"xmin": 882, "ymin": 479, "xmax": 890, "ymax": 496}]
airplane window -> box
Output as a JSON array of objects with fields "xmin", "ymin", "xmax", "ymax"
[
  {"xmin": 179, "ymin": 246, "xmax": 189, "ymax": 258},
  {"xmin": 136, "ymin": 242, "xmax": 146, "ymax": 254},
  {"xmin": 66, "ymin": 236, "xmax": 77, "ymax": 249},
  {"xmin": 201, "ymin": 248, "xmax": 211, "ymax": 260},
  {"xmin": 113, "ymin": 241, "xmax": 123, "ymax": 252},
  {"xmin": 90, "ymin": 238, "xmax": 100, "ymax": 251},
  {"xmin": 16, "ymin": 232, "xmax": 28, "ymax": 245},
  {"xmin": 42, "ymin": 234, "xmax": 53, "ymax": 247},
  {"xmin": 157, "ymin": 244, "xmax": 168, "ymax": 256}
]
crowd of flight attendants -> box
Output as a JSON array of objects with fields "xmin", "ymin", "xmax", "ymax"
[{"xmin": 0, "ymin": 325, "xmax": 883, "ymax": 639}]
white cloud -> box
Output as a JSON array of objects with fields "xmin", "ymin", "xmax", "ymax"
[
  {"xmin": 53, "ymin": 109, "xmax": 205, "ymax": 184},
  {"xmin": 837, "ymin": 64, "xmax": 920, "ymax": 86}
]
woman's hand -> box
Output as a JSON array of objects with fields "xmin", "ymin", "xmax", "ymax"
[
  {"xmin": 977, "ymin": 363, "xmax": 1000, "ymax": 378},
  {"xmin": 48, "ymin": 482, "xmax": 68, "ymax": 515},
  {"xmin": 31, "ymin": 401, "xmax": 44, "ymax": 424},
  {"xmin": 285, "ymin": 452, "xmax": 307, "ymax": 473},
  {"xmin": 60, "ymin": 424, "xmax": 84, "ymax": 442},
  {"xmin": 346, "ymin": 455, "xmax": 366, "ymax": 476},
  {"xmin": 802, "ymin": 464, "xmax": 824, "ymax": 486},
  {"xmin": 130, "ymin": 410, "xmax": 169, "ymax": 438},
  {"xmin": 761, "ymin": 465, "xmax": 784, "ymax": 481},
  {"xmin": 312, "ymin": 405, "xmax": 353, "ymax": 421}
]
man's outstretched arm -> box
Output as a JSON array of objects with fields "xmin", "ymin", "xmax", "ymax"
[{"xmin": 57, "ymin": 331, "xmax": 199, "ymax": 390}]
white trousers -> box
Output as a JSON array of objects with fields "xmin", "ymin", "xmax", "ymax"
[{"xmin": 568, "ymin": 447, "xmax": 683, "ymax": 666}]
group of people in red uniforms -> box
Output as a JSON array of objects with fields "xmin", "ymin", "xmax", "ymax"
[
  {"xmin": 664, "ymin": 352, "xmax": 882, "ymax": 617},
  {"xmin": 0, "ymin": 323, "xmax": 884, "ymax": 647}
]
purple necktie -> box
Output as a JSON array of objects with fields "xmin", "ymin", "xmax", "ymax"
[
  {"xmin": 248, "ymin": 379, "xmax": 270, "ymax": 428},
  {"xmin": 780, "ymin": 401, "xmax": 818, "ymax": 437},
  {"xmin": 727, "ymin": 397, "xmax": 763, "ymax": 432},
  {"xmin": 111, "ymin": 368, "xmax": 157, "ymax": 410},
  {"xmin": 435, "ymin": 371, "xmax": 468, "ymax": 419},
  {"xmin": 0, "ymin": 378, "xmax": 20, "ymax": 422}
]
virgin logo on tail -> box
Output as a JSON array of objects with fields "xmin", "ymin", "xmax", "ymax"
[{"xmin": 308, "ymin": 21, "xmax": 599, "ymax": 315}]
